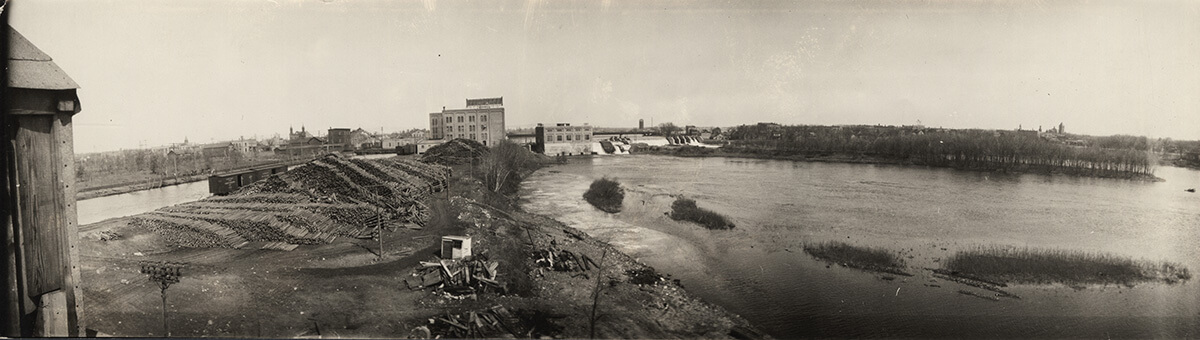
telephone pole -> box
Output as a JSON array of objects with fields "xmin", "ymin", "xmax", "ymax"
[{"xmin": 140, "ymin": 261, "xmax": 186, "ymax": 337}]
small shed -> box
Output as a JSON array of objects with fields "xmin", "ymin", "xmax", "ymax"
[{"xmin": 441, "ymin": 236, "xmax": 472, "ymax": 260}]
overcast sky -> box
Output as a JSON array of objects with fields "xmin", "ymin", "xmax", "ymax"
[{"xmin": 9, "ymin": 0, "xmax": 1199, "ymax": 153}]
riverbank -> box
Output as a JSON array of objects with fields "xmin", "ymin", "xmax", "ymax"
[
  {"xmin": 632, "ymin": 145, "xmax": 1165, "ymax": 181},
  {"xmin": 76, "ymin": 158, "xmax": 316, "ymax": 200},
  {"xmin": 76, "ymin": 159, "xmax": 763, "ymax": 338}
]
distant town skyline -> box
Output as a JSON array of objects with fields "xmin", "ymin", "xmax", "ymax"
[{"xmin": 9, "ymin": 0, "xmax": 1199, "ymax": 153}]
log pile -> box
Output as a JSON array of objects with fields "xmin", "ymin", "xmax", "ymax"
[
  {"xmin": 420, "ymin": 138, "xmax": 488, "ymax": 165},
  {"xmin": 133, "ymin": 155, "xmax": 450, "ymax": 249}
]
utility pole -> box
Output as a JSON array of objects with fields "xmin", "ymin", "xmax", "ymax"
[
  {"xmin": 377, "ymin": 206, "xmax": 384, "ymax": 261},
  {"xmin": 139, "ymin": 261, "xmax": 186, "ymax": 337}
]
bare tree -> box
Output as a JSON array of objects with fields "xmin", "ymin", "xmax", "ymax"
[
  {"xmin": 657, "ymin": 122, "xmax": 681, "ymax": 137},
  {"xmin": 478, "ymin": 140, "xmax": 538, "ymax": 193}
]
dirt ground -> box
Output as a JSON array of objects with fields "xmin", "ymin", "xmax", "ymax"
[{"xmin": 77, "ymin": 168, "xmax": 764, "ymax": 338}]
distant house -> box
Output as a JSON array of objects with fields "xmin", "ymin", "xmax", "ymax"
[
  {"xmin": 230, "ymin": 139, "xmax": 256, "ymax": 153},
  {"xmin": 201, "ymin": 143, "xmax": 232, "ymax": 157},
  {"xmin": 381, "ymin": 138, "xmax": 407, "ymax": 149},
  {"xmin": 417, "ymin": 139, "xmax": 447, "ymax": 154}
]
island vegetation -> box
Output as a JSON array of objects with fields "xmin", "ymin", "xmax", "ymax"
[
  {"xmin": 637, "ymin": 123, "xmax": 1175, "ymax": 180},
  {"xmin": 943, "ymin": 247, "xmax": 1192, "ymax": 286},
  {"xmin": 668, "ymin": 197, "xmax": 733, "ymax": 230},
  {"xmin": 802, "ymin": 241, "xmax": 910, "ymax": 276},
  {"xmin": 583, "ymin": 177, "xmax": 624, "ymax": 213}
]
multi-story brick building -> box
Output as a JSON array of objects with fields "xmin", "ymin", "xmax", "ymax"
[{"xmin": 429, "ymin": 97, "xmax": 506, "ymax": 147}]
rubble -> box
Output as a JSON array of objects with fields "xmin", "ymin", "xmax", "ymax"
[
  {"xmin": 419, "ymin": 305, "xmax": 563, "ymax": 339},
  {"xmin": 404, "ymin": 254, "xmax": 507, "ymax": 296}
]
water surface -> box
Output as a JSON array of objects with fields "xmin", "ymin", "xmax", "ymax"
[{"xmin": 519, "ymin": 155, "xmax": 1200, "ymax": 338}]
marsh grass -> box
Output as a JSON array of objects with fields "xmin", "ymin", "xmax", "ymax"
[
  {"xmin": 668, "ymin": 198, "xmax": 733, "ymax": 230},
  {"xmin": 583, "ymin": 177, "xmax": 624, "ymax": 213},
  {"xmin": 944, "ymin": 246, "xmax": 1192, "ymax": 286},
  {"xmin": 803, "ymin": 241, "xmax": 909, "ymax": 275}
]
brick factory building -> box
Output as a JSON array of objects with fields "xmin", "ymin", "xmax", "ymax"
[{"xmin": 429, "ymin": 97, "xmax": 506, "ymax": 147}]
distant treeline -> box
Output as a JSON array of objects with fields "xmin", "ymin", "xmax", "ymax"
[
  {"xmin": 722, "ymin": 124, "xmax": 1157, "ymax": 178},
  {"xmin": 74, "ymin": 149, "xmax": 288, "ymax": 188}
]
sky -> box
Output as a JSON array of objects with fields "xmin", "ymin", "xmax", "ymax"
[{"xmin": 8, "ymin": 0, "xmax": 1200, "ymax": 153}]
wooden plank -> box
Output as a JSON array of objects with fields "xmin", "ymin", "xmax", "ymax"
[
  {"xmin": 52, "ymin": 112, "xmax": 84, "ymax": 337},
  {"xmin": 13, "ymin": 115, "xmax": 65, "ymax": 296}
]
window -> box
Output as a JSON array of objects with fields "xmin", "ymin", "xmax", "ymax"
[
  {"xmin": 446, "ymin": 117, "xmax": 452, "ymax": 123},
  {"xmin": 470, "ymin": 134, "xmax": 476, "ymax": 140},
  {"xmin": 459, "ymin": 126, "xmax": 465, "ymax": 132},
  {"xmin": 469, "ymin": 116, "xmax": 475, "ymax": 122},
  {"xmin": 585, "ymin": 135, "xmax": 590, "ymax": 140},
  {"xmin": 567, "ymin": 134, "xmax": 572, "ymax": 141},
  {"xmin": 557, "ymin": 135, "xmax": 563, "ymax": 141},
  {"xmin": 458, "ymin": 116, "xmax": 463, "ymax": 123},
  {"xmin": 481, "ymin": 125, "xmax": 486, "ymax": 131},
  {"xmin": 432, "ymin": 118, "xmax": 437, "ymax": 125},
  {"xmin": 469, "ymin": 125, "xmax": 475, "ymax": 132},
  {"xmin": 481, "ymin": 115, "xmax": 487, "ymax": 122}
]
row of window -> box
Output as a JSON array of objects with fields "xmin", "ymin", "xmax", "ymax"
[
  {"xmin": 431, "ymin": 125, "xmax": 490, "ymax": 134},
  {"xmin": 552, "ymin": 134, "xmax": 590, "ymax": 141},
  {"xmin": 548, "ymin": 127, "xmax": 589, "ymax": 132},
  {"xmin": 439, "ymin": 115, "xmax": 490, "ymax": 124}
]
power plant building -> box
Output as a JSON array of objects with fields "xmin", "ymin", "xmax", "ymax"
[
  {"xmin": 537, "ymin": 123, "xmax": 593, "ymax": 156},
  {"xmin": 429, "ymin": 97, "xmax": 506, "ymax": 147}
]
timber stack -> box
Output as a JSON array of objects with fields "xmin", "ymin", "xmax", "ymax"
[{"xmin": 130, "ymin": 154, "xmax": 450, "ymax": 249}]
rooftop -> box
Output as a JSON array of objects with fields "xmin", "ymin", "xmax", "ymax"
[{"xmin": 7, "ymin": 26, "xmax": 79, "ymax": 90}]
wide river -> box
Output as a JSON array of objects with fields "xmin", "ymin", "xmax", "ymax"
[{"xmin": 518, "ymin": 155, "xmax": 1200, "ymax": 338}]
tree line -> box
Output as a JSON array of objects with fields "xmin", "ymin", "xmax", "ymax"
[{"xmin": 722, "ymin": 124, "xmax": 1157, "ymax": 178}]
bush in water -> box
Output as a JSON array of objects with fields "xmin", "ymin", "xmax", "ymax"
[
  {"xmin": 583, "ymin": 177, "xmax": 624, "ymax": 213},
  {"xmin": 669, "ymin": 197, "xmax": 733, "ymax": 230}
]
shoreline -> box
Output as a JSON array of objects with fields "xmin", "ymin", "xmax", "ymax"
[
  {"xmin": 632, "ymin": 146, "xmax": 1166, "ymax": 182},
  {"xmin": 75, "ymin": 157, "xmax": 767, "ymax": 338},
  {"xmin": 75, "ymin": 158, "xmax": 316, "ymax": 200}
]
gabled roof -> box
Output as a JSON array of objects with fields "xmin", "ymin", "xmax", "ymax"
[{"xmin": 7, "ymin": 27, "xmax": 79, "ymax": 90}]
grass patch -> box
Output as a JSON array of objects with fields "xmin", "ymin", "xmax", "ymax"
[
  {"xmin": 803, "ymin": 241, "xmax": 909, "ymax": 275},
  {"xmin": 944, "ymin": 246, "xmax": 1192, "ymax": 286},
  {"xmin": 583, "ymin": 177, "xmax": 624, "ymax": 213},
  {"xmin": 668, "ymin": 197, "xmax": 733, "ymax": 230}
]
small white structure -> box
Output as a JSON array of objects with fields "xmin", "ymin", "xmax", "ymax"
[{"xmin": 441, "ymin": 235, "xmax": 472, "ymax": 259}]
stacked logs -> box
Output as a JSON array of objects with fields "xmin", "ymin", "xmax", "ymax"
[{"xmin": 132, "ymin": 155, "xmax": 451, "ymax": 249}]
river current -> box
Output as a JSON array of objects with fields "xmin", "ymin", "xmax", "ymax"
[{"xmin": 518, "ymin": 155, "xmax": 1200, "ymax": 338}]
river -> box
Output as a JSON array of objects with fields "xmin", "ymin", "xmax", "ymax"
[{"xmin": 518, "ymin": 155, "xmax": 1200, "ymax": 338}]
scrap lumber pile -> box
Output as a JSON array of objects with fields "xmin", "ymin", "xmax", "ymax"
[
  {"xmin": 417, "ymin": 305, "xmax": 562, "ymax": 339},
  {"xmin": 420, "ymin": 138, "xmax": 488, "ymax": 165},
  {"xmin": 534, "ymin": 247, "xmax": 599, "ymax": 273},
  {"xmin": 404, "ymin": 255, "xmax": 506, "ymax": 296},
  {"xmin": 132, "ymin": 155, "xmax": 450, "ymax": 249}
]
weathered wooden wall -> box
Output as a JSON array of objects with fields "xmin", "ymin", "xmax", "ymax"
[{"xmin": 3, "ymin": 92, "xmax": 83, "ymax": 337}]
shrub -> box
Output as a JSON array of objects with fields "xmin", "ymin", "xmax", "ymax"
[
  {"xmin": 583, "ymin": 177, "xmax": 624, "ymax": 213},
  {"xmin": 944, "ymin": 246, "xmax": 1192, "ymax": 286},
  {"xmin": 668, "ymin": 197, "xmax": 733, "ymax": 230}
]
